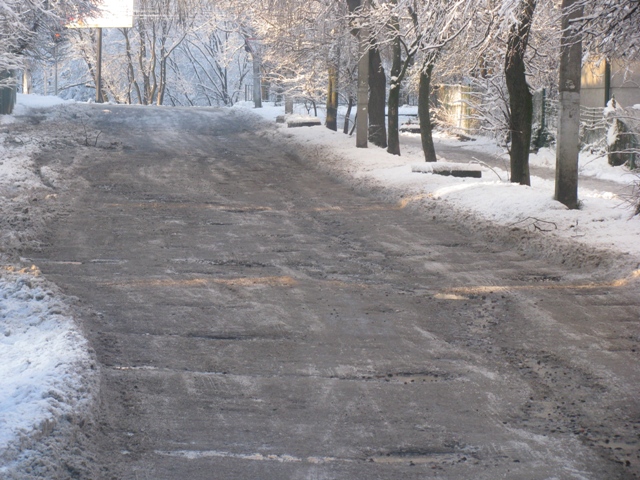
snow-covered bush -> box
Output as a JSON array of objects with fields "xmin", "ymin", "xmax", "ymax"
[{"xmin": 605, "ymin": 99, "xmax": 640, "ymax": 170}]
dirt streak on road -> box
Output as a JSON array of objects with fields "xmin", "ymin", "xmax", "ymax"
[{"xmin": 29, "ymin": 104, "xmax": 639, "ymax": 479}]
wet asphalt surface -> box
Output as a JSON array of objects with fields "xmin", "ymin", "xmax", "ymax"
[{"xmin": 26, "ymin": 104, "xmax": 639, "ymax": 479}]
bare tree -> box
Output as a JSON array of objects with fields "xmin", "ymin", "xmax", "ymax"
[
  {"xmin": 577, "ymin": 0, "xmax": 640, "ymax": 61},
  {"xmin": 123, "ymin": 0, "xmax": 197, "ymax": 105},
  {"xmin": 385, "ymin": 0, "xmax": 420, "ymax": 156},
  {"xmin": 414, "ymin": 1, "xmax": 472, "ymax": 162},
  {"xmin": 172, "ymin": 22, "xmax": 250, "ymax": 106},
  {"xmin": 366, "ymin": 0, "xmax": 472, "ymax": 160},
  {"xmin": 504, "ymin": 0, "xmax": 537, "ymax": 186}
]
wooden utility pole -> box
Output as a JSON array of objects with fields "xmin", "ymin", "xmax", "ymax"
[{"xmin": 555, "ymin": 0, "xmax": 583, "ymax": 209}]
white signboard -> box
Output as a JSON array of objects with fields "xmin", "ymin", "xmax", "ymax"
[{"xmin": 67, "ymin": 0, "xmax": 134, "ymax": 28}]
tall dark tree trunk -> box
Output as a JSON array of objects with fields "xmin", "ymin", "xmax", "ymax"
[
  {"xmin": 326, "ymin": 46, "xmax": 339, "ymax": 131},
  {"xmin": 419, "ymin": 63, "xmax": 437, "ymax": 162},
  {"xmin": 505, "ymin": 0, "xmax": 536, "ymax": 186},
  {"xmin": 368, "ymin": 45, "xmax": 387, "ymax": 148},
  {"xmin": 387, "ymin": 14, "xmax": 402, "ymax": 156}
]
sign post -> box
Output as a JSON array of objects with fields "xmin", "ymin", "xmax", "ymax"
[{"xmin": 67, "ymin": 0, "xmax": 133, "ymax": 103}]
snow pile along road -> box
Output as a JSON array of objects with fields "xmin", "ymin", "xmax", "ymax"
[
  {"xmin": 0, "ymin": 266, "xmax": 95, "ymax": 477},
  {"xmin": 0, "ymin": 94, "xmax": 97, "ymax": 478}
]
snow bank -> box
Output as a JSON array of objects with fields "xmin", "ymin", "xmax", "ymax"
[
  {"xmin": 13, "ymin": 93, "xmax": 74, "ymax": 113},
  {"xmin": 0, "ymin": 265, "xmax": 95, "ymax": 476},
  {"xmin": 1, "ymin": 94, "xmax": 74, "ymax": 124}
]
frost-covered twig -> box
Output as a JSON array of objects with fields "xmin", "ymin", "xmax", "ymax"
[
  {"xmin": 470, "ymin": 157, "xmax": 504, "ymax": 181},
  {"xmin": 508, "ymin": 217, "xmax": 558, "ymax": 232}
]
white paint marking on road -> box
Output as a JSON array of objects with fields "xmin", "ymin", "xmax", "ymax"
[
  {"xmin": 433, "ymin": 293, "xmax": 468, "ymax": 300},
  {"xmin": 90, "ymin": 258, "xmax": 128, "ymax": 265},
  {"xmin": 16, "ymin": 259, "xmax": 82, "ymax": 266},
  {"xmin": 154, "ymin": 450, "xmax": 353, "ymax": 465},
  {"xmin": 112, "ymin": 365, "xmax": 160, "ymax": 371}
]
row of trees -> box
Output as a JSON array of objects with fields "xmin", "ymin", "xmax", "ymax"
[
  {"xmin": 244, "ymin": 0, "xmax": 638, "ymax": 208},
  {"xmin": 2, "ymin": 0, "xmax": 639, "ymax": 207}
]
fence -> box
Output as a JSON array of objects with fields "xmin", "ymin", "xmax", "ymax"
[
  {"xmin": 432, "ymin": 84, "xmax": 630, "ymax": 155},
  {"xmin": 527, "ymin": 90, "xmax": 611, "ymax": 150}
]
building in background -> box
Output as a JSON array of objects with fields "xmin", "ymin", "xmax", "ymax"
[{"xmin": 581, "ymin": 59, "xmax": 640, "ymax": 109}]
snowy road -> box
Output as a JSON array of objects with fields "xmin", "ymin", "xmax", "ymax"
[{"xmin": 24, "ymin": 104, "xmax": 639, "ymax": 479}]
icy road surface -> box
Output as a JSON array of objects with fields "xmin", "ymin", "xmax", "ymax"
[{"xmin": 23, "ymin": 104, "xmax": 640, "ymax": 479}]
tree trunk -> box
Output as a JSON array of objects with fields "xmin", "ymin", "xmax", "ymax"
[
  {"xmin": 419, "ymin": 63, "xmax": 437, "ymax": 162},
  {"xmin": 368, "ymin": 45, "xmax": 387, "ymax": 148},
  {"xmin": 356, "ymin": 28, "xmax": 369, "ymax": 148},
  {"xmin": 138, "ymin": 23, "xmax": 151, "ymax": 105},
  {"xmin": 252, "ymin": 52, "xmax": 262, "ymax": 108},
  {"xmin": 555, "ymin": 0, "xmax": 583, "ymax": 209},
  {"xmin": 343, "ymin": 95, "xmax": 354, "ymax": 134},
  {"xmin": 387, "ymin": 15, "xmax": 402, "ymax": 156},
  {"xmin": 123, "ymin": 29, "xmax": 142, "ymax": 104},
  {"xmin": 505, "ymin": 0, "xmax": 536, "ymax": 186},
  {"xmin": 326, "ymin": 46, "xmax": 339, "ymax": 131},
  {"xmin": 158, "ymin": 53, "xmax": 167, "ymax": 105}
]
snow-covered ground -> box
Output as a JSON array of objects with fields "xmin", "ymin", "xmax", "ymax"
[{"xmin": 1, "ymin": 95, "xmax": 638, "ymax": 476}]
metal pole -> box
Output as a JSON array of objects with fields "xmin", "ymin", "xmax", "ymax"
[{"xmin": 96, "ymin": 28, "xmax": 103, "ymax": 103}]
